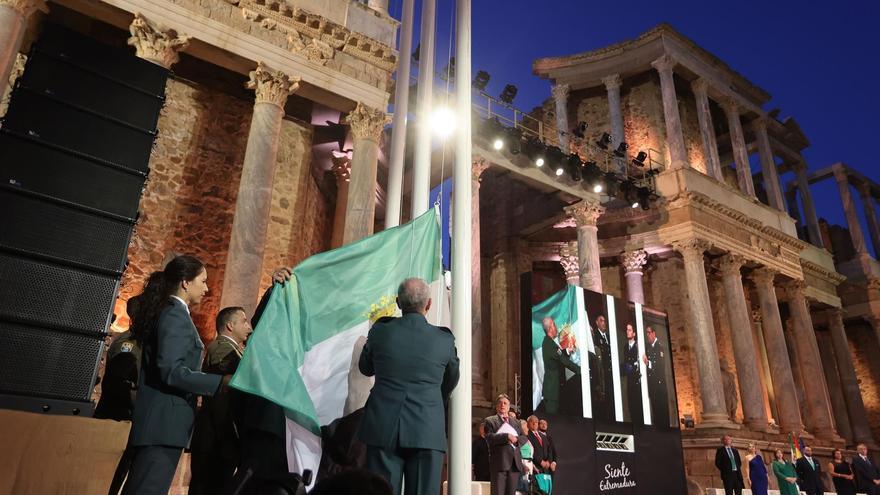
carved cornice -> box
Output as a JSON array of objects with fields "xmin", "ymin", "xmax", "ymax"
[
  {"xmin": 0, "ymin": 0, "xmax": 47, "ymax": 17},
  {"xmin": 564, "ymin": 200, "xmax": 605, "ymax": 227},
  {"xmin": 800, "ymin": 259, "xmax": 847, "ymax": 286},
  {"xmin": 127, "ymin": 13, "xmax": 190, "ymax": 68},
  {"xmin": 237, "ymin": 0, "xmax": 398, "ymax": 72},
  {"xmin": 551, "ymin": 83, "xmax": 570, "ymax": 102},
  {"xmin": 346, "ymin": 102, "xmax": 389, "ymax": 142},
  {"xmin": 620, "ymin": 250, "xmax": 648, "ymax": 273},
  {"xmin": 715, "ymin": 254, "xmax": 746, "ymax": 276},
  {"xmin": 246, "ymin": 62, "xmax": 299, "ymax": 107}
]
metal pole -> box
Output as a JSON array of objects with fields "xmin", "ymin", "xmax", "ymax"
[
  {"xmin": 384, "ymin": 0, "xmax": 415, "ymax": 229},
  {"xmin": 411, "ymin": 0, "xmax": 436, "ymax": 218},
  {"xmin": 449, "ymin": 0, "xmax": 472, "ymax": 491}
]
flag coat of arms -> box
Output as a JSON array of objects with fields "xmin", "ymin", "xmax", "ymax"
[{"xmin": 230, "ymin": 209, "xmax": 443, "ymax": 481}]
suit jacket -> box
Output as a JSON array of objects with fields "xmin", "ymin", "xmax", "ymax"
[
  {"xmin": 542, "ymin": 432, "xmax": 557, "ymax": 464},
  {"xmin": 795, "ymin": 456, "xmax": 824, "ymax": 494},
  {"xmin": 645, "ymin": 338, "xmax": 666, "ymax": 385},
  {"xmin": 622, "ymin": 340, "xmax": 640, "ymax": 386},
  {"xmin": 484, "ymin": 414, "xmax": 527, "ymax": 473},
  {"xmin": 541, "ymin": 335, "xmax": 580, "ymax": 404},
  {"xmin": 715, "ymin": 446, "xmax": 744, "ymax": 483},
  {"xmin": 853, "ymin": 455, "xmax": 880, "ymax": 491},
  {"xmin": 357, "ymin": 312, "xmax": 460, "ymax": 452},
  {"xmin": 591, "ymin": 328, "xmax": 614, "ymax": 404},
  {"xmin": 191, "ymin": 335, "xmax": 242, "ymax": 457},
  {"xmin": 527, "ymin": 431, "xmax": 550, "ymax": 470},
  {"xmin": 472, "ymin": 436, "xmax": 490, "ymax": 481},
  {"xmin": 130, "ymin": 298, "xmax": 222, "ymax": 448}
]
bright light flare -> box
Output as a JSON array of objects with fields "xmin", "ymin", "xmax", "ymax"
[{"xmin": 429, "ymin": 107, "xmax": 457, "ymax": 138}]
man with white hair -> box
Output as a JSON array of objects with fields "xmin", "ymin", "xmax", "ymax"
[
  {"xmin": 541, "ymin": 317, "xmax": 579, "ymax": 414},
  {"xmin": 357, "ymin": 278, "xmax": 460, "ymax": 495}
]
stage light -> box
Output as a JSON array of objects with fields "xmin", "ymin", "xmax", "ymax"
[
  {"xmin": 522, "ymin": 137, "xmax": 546, "ymax": 166},
  {"xmin": 473, "ymin": 70, "xmax": 491, "ymax": 91},
  {"xmin": 429, "ymin": 106, "xmax": 456, "ymax": 138},
  {"xmin": 566, "ymin": 154, "xmax": 583, "ymax": 182},
  {"xmin": 506, "ymin": 127, "xmax": 523, "ymax": 154},
  {"xmin": 632, "ymin": 151, "xmax": 648, "ymax": 166},
  {"xmin": 602, "ymin": 172, "xmax": 620, "ymax": 196},
  {"xmin": 493, "ymin": 138, "xmax": 504, "ymax": 150},
  {"xmin": 613, "ymin": 141, "xmax": 629, "ymax": 157},
  {"xmin": 592, "ymin": 183, "xmax": 603, "ymax": 193},
  {"xmin": 596, "ymin": 132, "xmax": 612, "ymax": 149},
  {"xmin": 499, "ymin": 84, "xmax": 518, "ymax": 104},
  {"xmin": 637, "ymin": 186, "xmax": 651, "ymax": 210},
  {"xmin": 620, "ymin": 180, "xmax": 638, "ymax": 207},
  {"xmin": 535, "ymin": 157, "xmax": 545, "ymax": 167},
  {"xmin": 573, "ymin": 121, "xmax": 588, "ymax": 139},
  {"xmin": 555, "ymin": 166, "xmax": 564, "ymax": 177}
]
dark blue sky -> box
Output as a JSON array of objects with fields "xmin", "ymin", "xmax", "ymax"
[{"xmin": 391, "ymin": 0, "xmax": 879, "ymax": 252}]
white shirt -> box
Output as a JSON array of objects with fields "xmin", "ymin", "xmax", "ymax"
[{"xmin": 170, "ymin": 295, "xmax": 190, "ymax": 315}]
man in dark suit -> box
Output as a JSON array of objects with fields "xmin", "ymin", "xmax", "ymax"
[
  {"xmin": 526, "ymin": 415, "xmax": 554, "ymax": 475},
  {"xmin": 853, "ymin": 443, "xmax": 880, "ymax": 494},
  {"xmin": 591, "ymin": 315, "xmax": 614, "ymax": 420},
  {"xmin": 472, "ymin": 422, "xmax": 491, "ymax": 482},
  {"xmin": 357, "ymin": 278, "xmax": 460, "ymax": 495},
  {"xmin": 621, "ymin": 323, "xmax": 642, "ymax": 424},
  {"xmin": 540, "ymin": 317, "xmax": 580, "ymax": 414},
  {"xmin": 189, "ymin": 306, "xmax": 253, "ymax": 495},
  {"xmin": 537, "ymin": 419, "xmax": 557, "ymax": 475},
  {"xmin": 714, "ymin": 435, "xmax": 744, "ymax": 495},
  {"xmin": 484, "ymin": 394, "xmax": 528, "ymax": 495},
  {"xmin": 795, "ymin": 446, "xmax": 824, "ymax": 495},
  {"xmin": 642, "ymin": 325, "xmax": 670, "ymax": 427}
]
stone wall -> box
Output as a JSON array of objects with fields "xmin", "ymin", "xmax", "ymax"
[
  {"xmin": 622, "ymin": 78, "xmax": 667, "ymax": 170},
  {"xmin": 848, "ymin": 320, "xmax": 880, "ymax": 442}
]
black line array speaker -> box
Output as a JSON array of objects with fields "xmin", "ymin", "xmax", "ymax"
[{"xmin": 0, "ymin": 25, "xmax": 168, "ymax": 415}]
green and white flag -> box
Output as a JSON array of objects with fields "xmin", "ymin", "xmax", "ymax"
[{"xmin": 230, "ymin": 209, "xmax": 443, "ymax": 482}]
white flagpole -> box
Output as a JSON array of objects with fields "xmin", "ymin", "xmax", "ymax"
[
  {"xmin": 384, "ymin": 0, "xmax": 415, "ymax": 228},
  {"xmin": 449, "ymin": 0, "xmax": 472, "ymax": 491},
  {"xmin": 411, "ymin": 0, "xmax": 436, "ymax": 218}
]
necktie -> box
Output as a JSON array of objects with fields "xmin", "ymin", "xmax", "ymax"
[
  {"xmin": 535, "ymin": 433, "xmax": 543, "ymax": 447},
  {"xmin": 728, "ymin": 447, "xmax": 736, "ymax": 470},
  {"xmin": 502, "ymin": 416, "xmax": 508, "ymax": 424},
  {"xmin": 807, "ymin": 457, "xmax": 814, "ymax": 469}
]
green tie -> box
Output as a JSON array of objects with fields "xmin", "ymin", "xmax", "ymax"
[{"xmin": 728, "ymin": 448, "xmax": 735, "ymax": 470}]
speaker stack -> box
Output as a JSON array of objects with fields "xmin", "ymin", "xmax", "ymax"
[{"xmin": 0, "ymin": 25, "xmax": 168, "ymax": 415}]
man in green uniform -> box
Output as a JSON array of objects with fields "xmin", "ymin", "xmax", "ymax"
[
  {"xmin": 358, "ymin": 278, "xmax": 460, "ymax": 495},
  {"xmin": 541, "ymin": 317, "xmax": 580, "ymax": 414}
]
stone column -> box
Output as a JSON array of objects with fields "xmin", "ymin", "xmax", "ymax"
[
  {"xmin": 783, "ymin": 280, "xmax": 840, "ymax": 441},
  {"xmin": 651, "ymin": 55, "xmax": 688, "ymax": 170},
  {"xmin": 857, "ymin": 183, "xmax": 880, "ymax": 256},
  {"xmin": 817, "ymin": 329, "xmax": 854, "ymax": 444},
  {"xmin": 489, "ymin": 252, "xmax": 517, "ymax": 398},
  {"xmin": 783, "ymin": 317, "xmax": 812, "ymax": 432},
  {"xmin": 564, "ymin": 201, "xmax": 605, "ymax": 292},
  {"xmin": 342, "ymin": 102, "xmax": 389, "ymax": 244},
  {"xmin": 720, "ymin": 99, "xmax": 755, "ymax": 197},
  {"xmin": 753, "ymin": 117, "xmax": 785, "ymax": 210},
  {"xmin": 750, "ymin": 268, "xmax": 804, "ymax": 433},
  {"xmin": 828, "ymin": 308, "xmax": 876, "ymax": 446},
  {"xmin": 559, "ymin": 242, "xmax": 580, "ymax": 286},
  {"xmin": 329, "ymin": 153, "xmax": 351, "ymax": 249},
  {"xmin": 794, "ymin": 161, "xmax": 824, "ymax": 248},
  {"xmin": 672, "ymin": 239, "xmax": 736, "ymax": 428},
  {"xmin": 603, "ymin": 74, "xmax": 625, "ymax": 150},
  {"xmin": 833, "ymin": 165, "xmax": 868, "ymax": 256},
  {"xmin": 691, "ymin": 78, "xmax": 723, "ymax": 180},
  {"xmin": 127, "ymin": 13, "xmax": 190, "ymax": 69},
  {"xmin": 716, "ymin": 255, "xmax": 769, "ymax": 431},
  {"xmin": 620, "ymin": 250, "xmax": 648, "ymax": 305},
  {"xmin": 220, "ymin": 63, "xmax": 298, "ymax": 315},
  {"xmin": 0, "ymin": 0, "xmax": 44, "ymax": 90},
  {"xmin": 785, "ymin": 188, "xmax": 805, "ymax": 237},
  {"xmin": 551, "ymin": 83, "xmax": 570, "ymax": 152},
  {"xmin": 472, "ymin": 157, "xmax": 490, "ymax": 403},
  {"xmin": 751, "ymin": 308, "xmax": 780, "ymax": 425}
]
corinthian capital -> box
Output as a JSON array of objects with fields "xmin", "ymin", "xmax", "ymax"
[
  {"xmin": 715, "ymin": 254, "xmax": 746, "ymax": 276},
  {"xmin": 749, "ymin": 267, "xmax": 777, "ymax": 288},
  {"xmin": 564, "ymin": 201, "xmax": 605, "ymax": 227},
  {"xmin": 651, "ymin": 54, "xmax": 677, "ymax": 73},
  {"xmin": 672, "ymin": 238, "xmax": 711, "ymax": 260},
  {"xmin": 602, "ymin": 74, "xmax": 622, "ymax": 91},
  {"xmin": 620, "ymin": 250, "xmax": 648, "ymax": 274},
  {"xmin": 781, "ymin": 279, "xmax": 807, "ymax": 300},
  {"xmin": 127, "ymin": 13, "xmax": 190, "ymax": 69},
  {"xmin": 551, "ymin": 83, "xmax": 570, "ymax": 102},
  {"xmin": 346, "ymin": 102, "xmax": 390, "ymax": 142},
  {"xmin": 0, "ymin": 0, "xmax": 47, "ymax": 17},
  {"xmin": 246, "ymin": 62, "xmax": 299, "ymax": 108}
]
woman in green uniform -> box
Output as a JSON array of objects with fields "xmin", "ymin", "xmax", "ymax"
[{"xmin": 771, "ymin": 449, "xmax": 799, "ymax": 495}]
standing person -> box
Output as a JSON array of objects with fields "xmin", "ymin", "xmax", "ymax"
[
  {"xmin": 852, "ymin": 443, "xmax": 880, "ymax": 495},
  {"xmin": 472, "ymin": 422, "xmax": 490, "ymax": 482},
  {"xmin": 189, "ymin": 306, "xmax": 253, "ymax": 495},
  {"xmin": 742, "ymin": 444, "xmax": 768, "ymax": 495},
  {"xmin": 642, "ymin": 325, "xmax": 670, "ymax": 427},
  {"xmin": 795, "ymin": 446, "xmax": 824, "ymax": 495},
  {"xmin": 621, "ymin": 323, "xmax": 642, "ymax": 424},
  {"xmin": 526, "ymin": 416, "xmax": 551, "ymax": 475},
  {"xmin": 123, "ymin": 255, "xmax": 229, "ymax": 495},
  {"xmin": 357, "ymin": 278, "xmax": 460, "ymax": 495},
  {"xmin": 538, "ymin": 419, "xmax": 557, "ymax": 475},
  {"xmin": 771, "ymin": 449, "xmax": 799, "ymax": 495},
  {"xmin": 591, "ymin": 315, "xmax": 614, "ymax": 421},
  {"xmin": 540, "ymin": 317, "xmax": 580, "ymax": 414},
  {"xmin": 484, "ymin": 394, "xmax": 528, "ymax": 495},
  {"xmin": 714, "ymin": 435, "xmax": 744, "ymax": 495},
  {"xmin": 828, "ymin": 448, "xmax": 856, "ymax": 495}
]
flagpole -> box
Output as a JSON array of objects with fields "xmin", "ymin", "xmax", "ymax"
[
  {"xmin": 411, "ymin": 0, "xmax": 435, "ymax": 218},
  {"xmin": 384, "ymin": 0, "xmax": 415, "ymax": 229},
  {"xmin": 449, "ymin": 0, "xmax": 472, "ymax": 491}
]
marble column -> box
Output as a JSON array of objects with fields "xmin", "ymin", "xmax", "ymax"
[
  {"xmin": 220, "ymin": 63, "xmax": 298, "ymax": 315},
  {"xmin": 127, "ymin": 13, "xmax": 190, "ymax": 69},
  {"xmin": 559, "ymin": 242, "xmax": 580, "ymax": 286},
  {"xmin": 817, "ymin": 329, "xmax": 854, "ymax": 444},
  {"xmin": 0, "ymin": 0, "xmax": 44, "ymax": 91},
  {"xmin": 603, "ymin": 74, "xmax": 625, "ymax": 159},
  {"xmin": 620, "ymin": 249, "xmax": 648, "ymax": 305},
  {"xmin": 857, "ymin": 183, "xmax": 880, "ymax": 257},
  {"xmin": 794, "ymin": 161, "xmax": 824, "ymax": 248},
  {"xmin": 716, "ymin": 255, "xmax": 769, "ymax": 431},
  {"xmin": 784, "ymin": 317, "xmax": 812, "ymax": 432},
  {"xmin": 489, "ymin": 252, "xmax": 517, "ymax": 398},
  {"xmin": 784, "ymin": 280, "xmax": 840, "ymax": 441},
  {"xmin": 828, "ymin": 308, "xmax": 876, "ymax": 446},
  {"xmin": 342, "ymin": 102, "xmax": 389, "ymax": 244},
  {"xmin": 750, "ymin": 268, "xmax": 804, "ymax": 433},
  {"xmin": 472, "ymin": 157, "xmax": 490, "ymax": 403},
  {"xmin": 564, "ymin": 201, "xmax": 605, "ymax": 292},
  {"xmin": 833, "ymin": 165, "xmax": 868, "ymax": 256},
  {"xmin": 720, "ymin": 99, "xmax": 755, "ymax": 197},
  {"xmin": 329, "ymin": 153, "xmax": 351, "ymax": 249},
  {"xmin": 785, "ymin": 188, "xmax": 805, "ymax": 238},
  {"xmin": 691, "ymin": 78, "xmax": 723, "ymax": 180},
  {"xmin": 753, "ymin": 117, "xmax": 785, "ymax": 210},
  {"xmin": 552, "ymin": 83, "xmax": 570, "ymax": 152},
  {"xmin": 751, "ymin": 309, "xmax": 780, "ymax": 426},
  {"xmin": 672, "ymin": 239, "xmax": 735, "ymax": 428},
  {"xmin": 651, "ymin": 55, "xmax": 688, "ymax": 170}
]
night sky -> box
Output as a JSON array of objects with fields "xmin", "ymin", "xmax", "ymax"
[{"xmin": 394, "ymin": 0, "xmax": 880, "ymax": 257}]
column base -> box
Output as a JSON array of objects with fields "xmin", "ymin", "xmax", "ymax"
[
  {"xmin": 744, "ymin": 419, "xmax": 772, "ymax": 433},
  {"xmin": 811, "ymin": 431, "xmax": 847, "ymax": 446},
  {"xmin": 696, "ymin": 414, "xmax": 741, "ymax": 430}
]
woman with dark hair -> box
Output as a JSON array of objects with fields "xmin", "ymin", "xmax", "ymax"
[
  {"xmin": 122, "ymin": 255, "xmax": 229, "ymax": 495},
  {"xmin": 828, "ymin": 448, "xmax": 856, "ymax": 495}
]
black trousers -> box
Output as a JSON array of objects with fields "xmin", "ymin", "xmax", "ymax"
[
  {"xmin": 490, "ymin": 471, "xmax": 519, "ymax": 495},
  {"xmin": 366, "ymin": 445, "xmax": 443, "ymax": 495},
  {"xmin": 721, "ymin": 472, "xmax": 743, "ymax": 495},
  {"xmin": 121, "ymin": 445, "xmax": 182, "ymax": 495},
  {"xmin": 189, "ymin": 449, "xmax": 237, "ymax": 495},
  {"xmin": 108, "ymin": 443, "xmax": 135, "ymax": 495}
]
